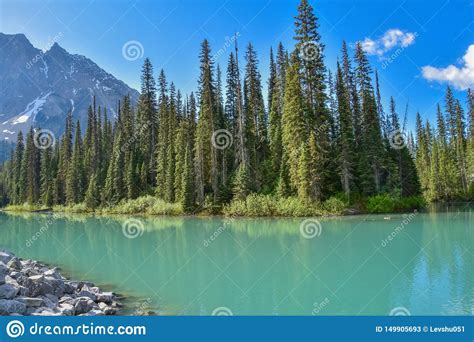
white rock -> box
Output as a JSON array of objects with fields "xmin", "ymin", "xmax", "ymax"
[
  {"xmin": 44, "ymin": 268, "xmax": 61, "ymax": 279},
  {"xmin": 15, "ymin": 297, "xmax": 43, "ymax": 307},
  {"xmin": 58, "ymin": 303, "xmax": 75, "ymax": 316}
]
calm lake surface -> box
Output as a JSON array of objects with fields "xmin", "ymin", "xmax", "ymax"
[{"xmin": 0, "ymin": 205, "xmax": 472, "ymax": 315}]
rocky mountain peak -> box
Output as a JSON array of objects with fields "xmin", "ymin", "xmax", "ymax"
[{"xmin": 0, "ymin": 32, "xmax": 139, "ymax": 143}]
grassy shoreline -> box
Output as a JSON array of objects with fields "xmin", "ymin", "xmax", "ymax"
[{"xmin": 1, "ymin": 193, "xmax": 426, "ymax": 217}]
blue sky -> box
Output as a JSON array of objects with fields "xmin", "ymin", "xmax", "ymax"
[{"xmin": 0, "ymin": 0, "xmax": 473, "ymax": 130}]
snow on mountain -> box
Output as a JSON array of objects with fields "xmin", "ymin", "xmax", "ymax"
[{"xmin": 11, "ymin": 92, "xmax": 51, "ymax": 125}]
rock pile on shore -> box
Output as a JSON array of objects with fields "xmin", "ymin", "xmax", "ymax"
[{"xmin": 0, "ymin": 250, "xmax": 121, "ymax": 316}]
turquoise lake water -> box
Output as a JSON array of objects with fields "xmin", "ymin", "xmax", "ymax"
[{"xmin": 0, "ymin": 205, "xmax": 472, "ymax": 315}]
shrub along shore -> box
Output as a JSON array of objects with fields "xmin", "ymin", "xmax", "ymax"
[{"xmin": 2, "ymin": 193, "xmax": 426, "ymax": 217}]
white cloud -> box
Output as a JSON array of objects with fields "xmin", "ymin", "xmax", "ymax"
[
  {"xmin": 422, "ymin": 45, "xmax": 474, "ymax": 90},
  {"xmin": 361, "ymin": 29, "xmax": 417, "ymax": 57}
]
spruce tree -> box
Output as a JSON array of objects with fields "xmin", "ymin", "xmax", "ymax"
[
  {"xmin": 23, "ymin": 128, "xmax": 41, "ymax": 204},
  {"xmin": 467, "ymin": 89, "xmax": 474, "ymax": 193},
  {"xmin": 156, "ymin": 69, "xmax": 169, "ymax": 199},
  {"xmin": 40, "ymin": 146, "xmax": 54, "ymax": 206},
  {"xmin": 12, "ymin": 132, "xmax": 24, "ymax": 204},
  {"xmin": 194, "ymin": 39, "xmax": 219, "ymax": 204},
  {"xmin": 66, "ymin": 121, "xmax": 85, "ymax": 204},
  {"xmin": 281, "ymin": 52, "xmax": 307, "ymax": 196},
  {"xmin": 243, "ymin": 43, "xmax": 266, "ymax": 189},
  {"xmin": 354, "ymin": 42, "xmax": 385, "ymax": 195},
  {"xmin": 335, "ymin": 62, "xmax": 355, "ymax": 197},
  {"xmin": 137, "ymin": 58, "xmax": 158, "ymax": 189}
]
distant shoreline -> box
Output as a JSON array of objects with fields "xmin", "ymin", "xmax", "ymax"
[
  {"xmin": 0, "ymin": 202, "xmax": 434, "ymax": 219},
  {"xmin": 6, "ymin": 194, "xmax": 470, "ymax": 219}
]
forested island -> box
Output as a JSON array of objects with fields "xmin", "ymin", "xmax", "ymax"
[{"xmin": 0, "ymin": 0, "xmax": 472, "ymax": 217}]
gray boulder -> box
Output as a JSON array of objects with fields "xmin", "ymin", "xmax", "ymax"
[
  {"xmin": 74, "ymin": 297, "xmax": 97, "ymax": 315},
  {"xmin": 45, "ymin": 277, "xmax": 65, "ymax": 297},
  {"xmin": 0, "ymin": 284, "xmax": 19, "ymax": 299},
  {"xmin": 97, "ymin": 292, "xmax": 114, "ymax": 304},
  {"xmin": 0, "ymin": 299, "xmax": 27, "ymax": 315},
  {"xmin": 99, "ymin": 302, "xmax": 118, "ymax": 315},
  {"xmin": 0, "ymin": 251, "xmax": 13, "ymax": 264},
  {"xmin": 7, "ymin": 258, "xmax": 22, "ymax": 271},
  {"xmin": 22, "ymin": 275, "xmax": 54, "ymax": 297},
  {"xmin": 8, "ymin": 271, "xmax": 20, "ymax": 279},
  {"xmin": 0, "ymin": 262, "xmax": 7, "ymax": 285},
  {"xmin": 77, "ymin": 285, "xmax": 97, "ymax": 301},
  {"xmin": 18, "ymin": 286, "xmax": 30, "ymax": 297},
  {"xmin": 0, "ymin": 250, "xmax": 121, "ymax": 316}
]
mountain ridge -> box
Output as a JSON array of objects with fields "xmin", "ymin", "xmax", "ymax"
[{"xmin": 0, "ymin": 32, "xmax": 140, "ymax": 143}]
